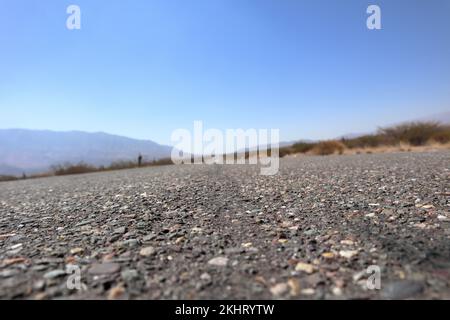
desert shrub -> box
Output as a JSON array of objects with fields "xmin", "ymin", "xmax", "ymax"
[
  {"xmin": 431, "ymin": 128, "xmax": 450, "ymax": 144},
  {"xmin": 378, "ymin": 121, "xmax": 445, "ymax": 146},
  {"xmin": 0, "ymin": 175, "xmax": 19, "ymax": 182},
  {"xmin": 342, "ymin": 135, "xmax": 387, "ymax": 149},
  {"xmin": 311, "ymin": 140, "xmax": 346, "ymax": 155},
  {"xmin": 292, "ymin": 142, "xmax": 315, "ymax": 153},
  {"xmin": 278, "ymin": 147, "xmax": 293, "ymax": 158},
  {"xmin": 150, "ymin": 157, "xmax": 174, "ymax": 166},
  {"xmin": 108, "ymin": 160, "xmax": 136, "ymax": 170},
  {"xmin": 52, "ymin": 162, "xmax": 97, "ymax": 176}
]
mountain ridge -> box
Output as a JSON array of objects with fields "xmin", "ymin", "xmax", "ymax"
[{"xmin": 0, "ymin": 129, "xmax": 173, "ymax": 175}]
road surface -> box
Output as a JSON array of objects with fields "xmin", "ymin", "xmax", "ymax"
[{"xmin": 0, "ymin": 151, "xmax": 449, "ymax": 299}]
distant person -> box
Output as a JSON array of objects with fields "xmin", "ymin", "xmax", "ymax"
[{"xmin": 138, "ymin": 154, "xmax": 143, "ymax": 167}]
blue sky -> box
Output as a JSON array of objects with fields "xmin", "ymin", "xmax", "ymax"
[{"xmin": 1, "ymin": 0, "xmax": 449, "ymax": 145}]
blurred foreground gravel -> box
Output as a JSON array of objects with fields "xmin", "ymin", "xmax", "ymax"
[{"xmin": 0, "ymin": 151, "xmax": 449, "ymax": 300}]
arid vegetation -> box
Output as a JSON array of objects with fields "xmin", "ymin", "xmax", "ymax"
[
  {"xmin": 2, "ymin": 122, "xmax": 449, "ymax": 181},
  {"xmin": 279, "ymin": 121, "xmax": 450, "ymax": 157}
]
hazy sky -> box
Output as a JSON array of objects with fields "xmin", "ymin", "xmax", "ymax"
[{"xmin": 1, "ymin": 0, "xmax": 449, "ymax": 145}]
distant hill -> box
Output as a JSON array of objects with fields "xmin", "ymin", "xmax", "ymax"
[{"xmin": 0, "ymin": 129, "xmax": 173, "ymax": 175}]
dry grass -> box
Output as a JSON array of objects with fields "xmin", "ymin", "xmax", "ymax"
[
  {"xmin": 344, "ymin": 141, "xmax": 450, "ymax": 155},
  {"xmin": 0, "ymin": 175, "xmax": 19, "ymax": 182},
  {"xmin": 311, "ymin": 140, "xmax": 345, "ymax": 155},
  {"xmin": 52, "ymin": 162, "xmax": 98, "ymax": 176},
  {"xmin": 0, "ymin": 157, "xmax": 175, "ymax": 182},
  {"xmin": 280, "ymin": 121, "xmax": 450, "ymax": 158}
]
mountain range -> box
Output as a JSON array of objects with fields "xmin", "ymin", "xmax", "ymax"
[
  {"xmin": 0, "ymin": 129, "xmax": 173, "ymax": 175},
  {"xmin": 1, "ymin": 111, "xmax": 449, "ymax": 176}
]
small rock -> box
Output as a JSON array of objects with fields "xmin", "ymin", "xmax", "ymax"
[
  {"xmin": 301, "ymin": 288, "xmax": 316, "ymax": 296},
  {"xmin": 175, "ymin": 236, "xmax": 185, "ymax": 244},
  {"xmin": 33, "ymin": 279, "xmax": 46, "ymax": 291},
  {"xmin": 332, "ymin": 287, "xmax": 343, "ymax": 296},
  {"xmin": 295, "ymin": 262, "xmax": 315, "ymax": 274},
  {"xmin": 9, "ymin": 243, "xmax": 23, "ymax": 250},
  {"xmin": 321, "ymin": 252, "xmax": 335, "ymax": 259},
  {"xmin": 339, "ymin": 250, "xmax": 358, "ymax": 259},
  {"xmin": 287, "ymin": 278, "xmax": 301, "ymax": 296},
  {"xmin": 139, "ymin": 246, "xmax": 156, "ymax": 257},
  {"xmin": 44, "ymin": 269, "xmax": 66, "ymax": 279},
  {"xmin": 200, "ymin": 272, "xmax": 212, "ymax": 282},
  {"xmin": 142, "ymin": 233, "xmax": 157, "ymax": 242},
  {"xmin": 0, "ymin": 269, "xmax": 20, "ymax": 278},
  {"xmin": 352, "ymin": 270, "xmax": 367, "ymax": 282},
  {"xmin": 108, "ymin": 284, "xmax": 125, "ymax": 300},
  {"xmin": 381, "ymin": 281, "xmax": 424, "ymax": 299},
  {"xmin": 270, "ymin": 283, "xmax": 288, "ymax": 297},
  {"xmin": 88, "ymin": 262, "xmax": 121, "ymax": 275},
  {"xmin": 122, "ymin": 239, "xmax": 139, "ymax": 248},
  {"xmin": 114, "ymin": 227, "xmax": 126, "ymax": 234},
  {"xmin": 70, "ymin": 247, "xmax": 84, "ymax": 255},
  {"xmin": 208, "ymin": 256, "xmax": 229, "ymax": 267},
  {"xmin": 121, "ymin": 269, "xmax": 138, "ymax": 282}
]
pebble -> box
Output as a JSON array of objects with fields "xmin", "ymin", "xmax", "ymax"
[
  {"xmin": 139, "ymin": 246, "xmax": 156, "ymax": 257},
  {"xmin": 381, "ymin": 280, "xmax": 424, "ymax": 299},
  {"xmin": 332, "ymin": 287, "xmax": 343, "ymax": 296},
  {"xmin": 295, "ymin": 262, "xmax": 315, "ymax": 274},
  {"xmin": 200, "ymin": 273, "xmax": 212, "ymax": 282},
  {"xmin": 114, "ymin": 227, "xmax": 126, "ymax": 234},
  {"xmin": 321, "ymin": 252, "xmax": 335, "ymax": 259},
  {"xmin": 207, "ymin": 257, "xmax": 229, "ymax": 267},
  {"xmin": 301, "ymin": 288, "xmax": 316, "ymax": 296},
  {"xmin": 44, "ymin": 269, "xmax": 66, "ymax": 279},
  {"xmin": 339, "ymin": 250, "xmax": 358, "ymax": 259},
  {"xmin": 108, "ymin": 284, "xmax": 125, "ymax": 300},
  {"xmin": 270, "ymin": 283, "xmax": 288, "ymax": 297},
  {"xmin": 0, "ymin": 269, "xmax": 20, "ymax": 278},
  {"xmin": 287, "ymin": 278, "xmax": 301, "ymax": 296},
  {"xmin": 70, "ymin": 247, "xmax": 84, "ymax": 255},
  {"xmin": 88, "ymin": 263, "xmax": 121, "ymax": 275},
  {"xmin": 121, "ymin": 269, "xmax": 138, "ymax": 282}
]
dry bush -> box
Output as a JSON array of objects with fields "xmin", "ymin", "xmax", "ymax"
[
  {"xmin": 0, "ymin": 175, "xmax": 19, "ymax": 182},
  {"xmin": 342, "ymin": 134, "xmax": 387, "ymax": 149},
  {"xmin": 311, "ymin": 140, "xmax": 346, "ymax": 155},
  {"xmin": 378, "ymin": 121, "xmax": 448, "ymax": 146},
  {"xmin": 108, "ymin": 160, "xmax": 137, "ymax": 170},
  {"xmin": 278, "ymin": 147, "xmax": 293, "ymax": 158},
  {"xmin": 431, "ymin": 129, "xmax": 450, "ymax": 144},
  {"xmin": 292, "ymin": 142, "xmax": 315, "ymax": 153},
  {"xmin": 150, "ymin": 157, "xmax": 173, "ymax": 166},
  {"xmin": 52, "ymin": 162, "xmax": 97, "ymax": 176}
]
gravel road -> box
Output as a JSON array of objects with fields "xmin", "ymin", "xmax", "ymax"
[{"xmin": 0, "ymin": 151, "xmax": 449, "ymax": 300}]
